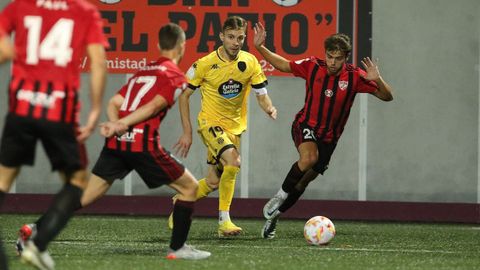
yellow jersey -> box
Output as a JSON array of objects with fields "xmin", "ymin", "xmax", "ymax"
[{"xmin": 186, "ymin": 48, "xmax": 268, "ymax": 135}]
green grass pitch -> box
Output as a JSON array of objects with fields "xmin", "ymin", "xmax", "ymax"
[{"xmin": 2, "ymin": 214, "xmax": 479, "ymax": 270}]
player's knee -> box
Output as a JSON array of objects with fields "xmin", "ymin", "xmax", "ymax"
[
  {"xmin": 298, "ymin": 155, "xmax": 318, "ymax": 170},
  {"xmin": 179, "ymin": 177, "xmax": 198, "ymax": 199},
  {"xmin": 227, "ymin": 160, "xmax": 241, "ymax": 168},
  {"xmin": 224, "ymin": 155, "xmax": 241, "ymax": 168}
]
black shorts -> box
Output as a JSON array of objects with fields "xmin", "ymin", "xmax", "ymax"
[
  {"xmin": 92, "ymin": 147, "xmax": 185, "ymax": 189},
  {"xmin": 291, "ymin": 121, "xmax": 336, "ymax": 174},
  {"xmin": 0, "ymin": 114, "xmax": 86, "ymax": 172}
]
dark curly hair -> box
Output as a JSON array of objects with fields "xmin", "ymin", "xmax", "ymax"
[{"xmin": 324, "ymin": 33, "xmax": 352, "ymax": 56}]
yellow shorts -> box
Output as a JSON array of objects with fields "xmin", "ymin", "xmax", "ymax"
[{"xmin": 197, "ymin": 124, "xmax": 240, "ymax": 165}]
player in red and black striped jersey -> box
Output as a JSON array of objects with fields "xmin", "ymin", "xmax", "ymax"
[
  {"xmin": 0, "ymin": 0, "xmax": 107, "ymax": 269},
  {"xmin": 254, "ymin": 23, "xmax": 393, "ymax": 239},
  {"xmin": 19, "ymin": 23, "xmax": 211, "ymax": 260}
]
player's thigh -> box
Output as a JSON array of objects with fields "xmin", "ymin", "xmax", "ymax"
[
  {"xmin": 132, "ymin": 147, "xmax": 185, "ymax": 189},
  {"xmin": 0, "ymin": 114, "xmax": 37, "ymax": 167},
  {"xmin": 168, "ymin": 168, "xmax": 197, "ymax": 198},
  {"xmin": 81, "ymin": 173, "xmax": 114, "ymax": 207},
  {"xmin": 218, "ymin": 133, "xmax": 241, "ymax": 166}
]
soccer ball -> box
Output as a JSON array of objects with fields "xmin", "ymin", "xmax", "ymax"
[
  {"xmin": 272, "ymin": 0, "xmax": 302, "ymax": 7},
  {"xmin": 303, "ymin": 216, "xmax": 335, "ymax": 245}
]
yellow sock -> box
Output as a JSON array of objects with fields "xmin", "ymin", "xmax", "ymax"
[
  {"xmin": 218, "ymin": 165, "xmax": 240, "ymax": 211},
  {"xmin": 196, "ymin": 178, "xmax": 213, "ymax": 200}
]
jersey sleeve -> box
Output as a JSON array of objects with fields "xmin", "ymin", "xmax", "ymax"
[
  {"xmin": 289, "ymin": 57, "xmax": 314, "ymax": 80},
  {"xmin": 356, "ymin": 68, "xmax": 378, "ymax": 93},
  {"xmin": 157, "ymin": 74, "xmax": 188, "ymax": 107},
  {"xmin": 186, "ymin": 60, "xmax": 205, "ymax": 90},
  {"xmin": 85, "ymin": 7, "xmax": 109, "ymax": 48},
  {"xmin": 250, "ymin": 57, "xmax": 268, "ymax": 89},
  {"xmin": 0, "ymin": 2, "xmax": 16, "ymax": 36}
]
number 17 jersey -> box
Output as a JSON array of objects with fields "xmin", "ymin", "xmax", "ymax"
[{"xmin": 105, "ymin": 57, "xmax": 188, "ymax": 152}]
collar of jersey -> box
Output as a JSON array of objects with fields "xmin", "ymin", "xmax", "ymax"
[{"xmin": 216, "ymin": 47, "xmax": 240, "ymax": 63}]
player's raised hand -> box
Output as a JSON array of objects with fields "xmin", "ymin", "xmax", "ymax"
[
  {"xmin": 173, "ymin": 133, "xmax": 192, "ymax": 158},
  {"xmin": 360, "ymin": 57, "xmax": 381, "ymax": 81},
  {"xmin": 253, "ymin": 22, "xmax": 267, "ymax": 48}
]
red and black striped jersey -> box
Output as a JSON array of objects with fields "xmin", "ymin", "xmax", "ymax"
[
  {"xmin": 290, "ymin": 56, "xmax": 378, "ymax": 143},
  {"xmin": 105, "ymin": 57, "xmax": 188, "ymax": 152},
  {"xmin": 0, "ymin": 0, "xmax": 108, "ymax": 123}
]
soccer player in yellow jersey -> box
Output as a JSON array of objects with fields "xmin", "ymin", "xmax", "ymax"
[{"xmin": 172, "ymin": 16, "xmax": 277, "ymax": 237}]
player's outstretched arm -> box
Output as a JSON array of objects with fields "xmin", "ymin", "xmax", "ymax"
[
  {"xmin": 77, "ymin": 44, "xmax": 107, "ymax": 142},
  {"xmin": 253, "ymin": 22, "xmax": 291, "ymax": 73},
  {"xmin": 361, "ymin": 57, "xmax": 393, "ymax": 102},
  {"xmin": 173, "ymin": 88, "xmax": 195, "ymax": 158},
  {"xmin": 100, "ymin": 95, "xmax": 168, "ymax": 138},
  {"xmin": 255, "ymin": 93, "xmax": 277, "ymax": 120},
  {"xmin": 118, "ymin": 95, "xmax": 168, "ymax": 128}
]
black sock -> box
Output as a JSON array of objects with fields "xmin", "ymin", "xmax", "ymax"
[
  {"xmin": 0, "ymin": 191, "xmax": 8, "ymax": 270},
  {"xmin": 33, "ymin": 183, "xmax": 82, "ymax": 251},
  {"xmin": 170, "ymin": 200, "xmax": 194, "ymax": 251},
  {"xmin": 281, "ymin": 162, "xmax": 306, "ymax": 193},
  {"xmin": 278, "ymin": 188, "xmax": 305, "ymax": 213},
  {"xmin": 34, "ymin": 197, "xmax": 82, "ymax": 231}
]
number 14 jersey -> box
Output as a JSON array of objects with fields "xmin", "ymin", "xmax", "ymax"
[{"xmin": 0, "ymin": 0, "xmax": 108, "ymax": 123}]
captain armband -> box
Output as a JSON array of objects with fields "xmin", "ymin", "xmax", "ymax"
[{"xmin": 254, "ymin": 87, "xmax": 268, "ymax": 96}]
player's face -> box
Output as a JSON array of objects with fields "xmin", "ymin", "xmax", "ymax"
[
  {"xmin": 325, "ymin": 50, "xmax": 347, "ymax": 75},
  {"xmin": 220, "ymin": 28, "xmax": 246, "ymax": 60}
]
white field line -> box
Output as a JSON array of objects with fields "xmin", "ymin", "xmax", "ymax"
[
  {"xmin": 217, "ymin": 245, "xmax": 459, "ymax": 254},
  {"xmin": 8, "ymin": 240, "xmax": 459, "ymax": 254}
]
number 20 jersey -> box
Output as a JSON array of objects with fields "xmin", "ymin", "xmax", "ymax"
[{"xmin": 0, "ymin": 0, "xmax": 108, "ymax": 123}]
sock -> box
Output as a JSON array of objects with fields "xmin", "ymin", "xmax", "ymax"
[
  {"xmin": 218, "ymin": 165, "xmax": 240, "ymax": 212},
  {"xmin": 275, "ymin": 188, "xmax": 288, "ymax": 200},
  {"xmin": 281, "ymin": 162, "xmax": 305, "ymax": 193},
  {"xmin": 219, "ymin": 211, "xmax": 230, "ymax": 224},
  {"xmin": 33, "ymin": 183, "xmax": 82, "ymax": 251},
  {"xmin": 278, "ymin": 188, "xmax": 305, "ymax": 213},
  {"xmin": 35, "ymin": 193, "xmax": 83, "ymax": 231},
  {"xmin": 170, "ymin": 200, "xmax": 194, "ymax": 251},
  {"xmin": 196, "ymin": 178, "xmax": 214, "ymax": 200},
  {"xmin": 0, "ymin": 191, "xmax": 8, "ymax": 270}
]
